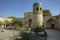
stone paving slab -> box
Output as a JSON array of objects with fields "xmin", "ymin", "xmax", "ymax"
[
  {"xmin": 0, "ymin": 29, "xmax": 19, "ymax": 40},
  {"xmin": 45, "ymin": 29, "xmax": 60, "ymax": 40}
]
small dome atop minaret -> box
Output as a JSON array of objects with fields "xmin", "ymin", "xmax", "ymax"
[{"xmin": 33, "ymin": 2, "xmax": 42, "ymax": 7}]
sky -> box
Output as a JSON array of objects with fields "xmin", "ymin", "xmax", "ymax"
[{"xmin": 0, "ymin": 0, "xmax": 60, "ymax": 18}]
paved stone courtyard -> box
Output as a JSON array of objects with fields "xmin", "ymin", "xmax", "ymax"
[
  {"xmin": 0, "ymin": 29, "xmax": 19, "ymax": 40},
  {"xmin": 46, "ymin": 29, "xmax": 60, "ymax": 40},
  {"xmin": 0, "ymin": 28, "xmax": 60, "ymax": 40}
]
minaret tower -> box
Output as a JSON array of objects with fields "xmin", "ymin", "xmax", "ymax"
[{"xmin": 32, "ymin": 2, "xmax": 43, "ymax": 27}]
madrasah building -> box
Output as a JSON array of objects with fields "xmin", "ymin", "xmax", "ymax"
[
  {"xmin": 24, "ymin": 2, "xmax": 60, "ymax": 29},
  {"xmin": 0, "ymin": 2, "xmax": 60, "ymax": 29}
]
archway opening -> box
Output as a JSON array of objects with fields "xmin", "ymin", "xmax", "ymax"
[
  {"xmin": 46, "ymin": 18, "xmax": 55, "ymax": 29},
  {"xmin": 29, "ymin": 19, "xmax": 32, "ymax": 27},
  {"xmin": 51, "ymin": 24, "xmax": 54, "ymax": 29}
]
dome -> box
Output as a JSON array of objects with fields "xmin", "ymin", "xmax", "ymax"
[{"xmin": 33, "ymin": 2, "xmax": 42, "ymax": 7}]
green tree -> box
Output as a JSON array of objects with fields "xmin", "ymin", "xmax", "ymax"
[
  {"xmin": 11, "ymin": 18, "xmax": 24, "ymax": 27},
  {"xmin": 8, "ymin": 16, "xmax": 24, "ymax": 27},
  {"xmin": 5, "ymin": 20, "xmax": 11, "ymax": 27},
  {"xmin": 0, "ymin": 21, "xmax": 3, "ymax": 26},
  {"xmin": 8, "ymin": 16, "xmax": 16, "ymax": 18},
  {"xmin": 43, "ymin": 9, "xmax": 51, "ymax": 16}
]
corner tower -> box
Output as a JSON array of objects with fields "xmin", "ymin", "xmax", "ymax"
[{"xmin": 32, "ymin": 2, "xmax": 43, "ymax": 27}]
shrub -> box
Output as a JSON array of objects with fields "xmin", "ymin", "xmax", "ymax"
[{"xmin": 33, "ymin": 27, "xmax": 45, "ymax": 35}]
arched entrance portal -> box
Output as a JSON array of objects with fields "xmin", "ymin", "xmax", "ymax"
[
  {"xmin": 46, "ymin": 18, "xmax": 55, "ymax": 29},
  {"xmin": 51, "ymin": 24, "xmax": 54, "ymax": 28},
  {"xmin": 29, "ymin": 19, "xmax": 32, "ymax": 27}
]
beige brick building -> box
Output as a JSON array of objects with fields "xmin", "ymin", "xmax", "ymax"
[{"xmin": 24, "ymin": 2, "xmax": 60, "ymax": 30}]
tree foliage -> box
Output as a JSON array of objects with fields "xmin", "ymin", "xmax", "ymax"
[
  {"xmin": 8, "ymin": 16, "xmax": 24, "ymax": 27},
  {"xmin": 8, "ymin": 16, "xmax": 16, "ymax": 18},
  {"xmin": 43, "ymin": 9, "xmax": 51, "ymax": 16},
  {"xmin": 11, "ymin": 18, "xmax": 24, "ymax": 27},
  {"xmin": 5, "ymin": 20, "xmax": 11, "ymax": 27},
  {"xmin": 0, "ymin": 21, "xmax": 3, "ymax": 26}
]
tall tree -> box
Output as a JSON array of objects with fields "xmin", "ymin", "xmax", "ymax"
[
  {"xmin": 5, "ymin": 20, "xmax": 11, "ymax": 27},
  {"xmin": 43, "ymin": 9, "xmax": 51, "ymax": 16}
]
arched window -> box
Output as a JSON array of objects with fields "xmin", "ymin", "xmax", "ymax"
[
  {"xmin": 29, "ymin": 19, "xmax": 31, "ymax": 22},
  {"xmin": 36, "ymin": 7, "xmax": 39, "ymax": 11},
  {"xmin": 40, "ymin": 8, "xmax": 42, "ymax": 10}
]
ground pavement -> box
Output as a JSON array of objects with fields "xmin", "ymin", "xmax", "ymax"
[
  {"xmin": 46, "ymin": 29, "xmax": 60, "ymax": 40},
  {"xmin": 0, "ymin": 28, "xmax": 19, "ymax": 40},
  {"xmin": 0, "ymin": 28, "xmax": 60, "ymax": 40}
]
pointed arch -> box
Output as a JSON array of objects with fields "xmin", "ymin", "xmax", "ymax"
[{"xmin": 46, "ymin": 18, "xmax": 56, "ymax": 28}]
